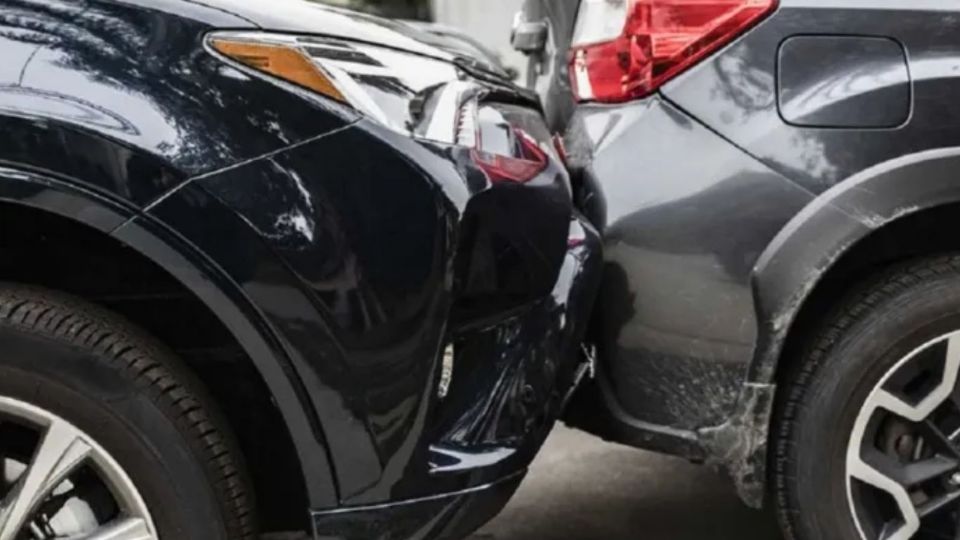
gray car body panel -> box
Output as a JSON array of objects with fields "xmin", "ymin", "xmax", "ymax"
[
  {"xmin": 519, "ymin": 0, "xmax": 960, "ymax": 505},
  {"xmin": 566, "ymin": 96, "xmax": 814, "ymax": 430},
  {"xmin": 662, "ymin": 0, "xmax": 960, "ymax": 195}
]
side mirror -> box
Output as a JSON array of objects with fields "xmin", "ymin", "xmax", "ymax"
[{"xmin": 511, "ymin": 12, "xmax": 548, "ymax": 55}]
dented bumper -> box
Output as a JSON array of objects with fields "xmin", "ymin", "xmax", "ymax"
[
  {"xmin": 312, "ymin": 215, "xmax": 602, "ymax": 539},
  {"xmin": 166, "ymin": 105, "xmax": 602, "ymax": 537}
]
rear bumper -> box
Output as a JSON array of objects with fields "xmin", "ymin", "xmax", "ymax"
[{"xmin": 561, "ymin": 96, "xmax": 813, "ymax": 507}]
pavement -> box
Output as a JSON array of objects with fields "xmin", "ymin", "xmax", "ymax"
[{"xmin": 472, "ymin": 426, "xmax": 782, "ymax": 540}]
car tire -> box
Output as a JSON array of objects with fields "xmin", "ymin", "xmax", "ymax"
[
  {"xmin": 0, "ymin": 284, "xmax": 256, "ymax": 539},
  {"xmin": 774, "ymin": 255, "xmax": 960, "ymax": 540}
]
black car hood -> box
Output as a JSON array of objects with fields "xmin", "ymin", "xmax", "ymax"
[{"xmin": 193, "ymin": 0, "xmax": 475, "ymax": 64}]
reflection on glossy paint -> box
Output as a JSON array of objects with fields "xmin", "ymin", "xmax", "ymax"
[
  {"xmin": 663, "ymin": 3, "xmax": 960, "ymax": 193},
  {"xmin": 0, "ymin": 0, "xmax": 356, "ymax": 205},
  {"xmin": 0, "ymin": 2, "xmax": 604, "ymax": 534}
]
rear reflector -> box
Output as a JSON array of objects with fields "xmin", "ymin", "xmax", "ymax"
[{"xmin": 569, "ymin": 0, "xmax": 777, "ymax": 103}]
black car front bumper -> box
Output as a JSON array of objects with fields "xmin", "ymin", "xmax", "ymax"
[
  {"xmin": 311, "ymin": 215, "xmax": 601, "ymax": 539},
  {"xmin": 148, "ymin": 115, "xmax": 601, "ymax": 538}
]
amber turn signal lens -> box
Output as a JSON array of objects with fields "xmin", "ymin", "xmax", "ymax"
[{"xmin": 210, "ymin": 38, "xmax": 345, "ymax": 103}]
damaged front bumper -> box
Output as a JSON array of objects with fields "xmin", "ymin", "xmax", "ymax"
[{"xmin": 312, "ymin": 215, "xmax": 602, "ymax": 540}]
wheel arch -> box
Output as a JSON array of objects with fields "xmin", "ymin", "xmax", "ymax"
[
  {"xmin": 706, "ymin": 149, "xmax": 960, "ymax": 508},
  {"xmin": 0, "ymin": 167, "xmax": 339, "ymax": 523},
  {"xmin": 752, "ymin": 148, "xmax": 960, "ymax": 386}
]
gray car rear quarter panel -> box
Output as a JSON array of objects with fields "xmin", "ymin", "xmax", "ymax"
[
  {"xmin": 566, "ymin": 0, "xmax": 960, "ymax": 505},
  {"xmin": 662, "ymin": 0, "xmax": 960, "ymax": 385}
]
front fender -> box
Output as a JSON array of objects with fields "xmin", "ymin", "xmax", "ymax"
[{"xmin": 0, "ymin": 165, "xmax": 339, "ymax": 508}]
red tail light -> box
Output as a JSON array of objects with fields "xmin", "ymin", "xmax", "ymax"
[{"xmin": 569, "ymin": 0, "xmax": 777, "ymax": 103}]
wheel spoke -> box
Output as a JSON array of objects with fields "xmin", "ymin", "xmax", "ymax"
[
  {"xmin": 849, "ymin": 456, "xmax": 919, "ymax": 540},
  {"xmin": 81, "ymin": 517, "xmax": 155, "ymax": 540},
  {"xmin": 890, "ymin": 455, "xmax": 957, "ymax": 487},
  {"xmin": 885, "ymin": 336, "xmax": 960, "ymax": 422},
  {"xmin": 918, "ymin": 419, "xmax": 960, "ymax": 459},
  {"xmin": 0, "ymin": 418, "xmax": 90, "ymax": 540},
  {"xmin": 862, "ymin": 446, "xmax": 959, "ymax": 489},
  {"xmin": 917, "ymin": 490, "xmax": 960, "ymax": 518},
  {"xmin": 949, "ymin": 424, "xmax": 960, "ymax": 445}
]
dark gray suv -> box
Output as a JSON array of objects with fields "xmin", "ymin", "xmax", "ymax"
[{"xmin": 516, "ymin": 1, "xmax": 960, "ymax": 539}]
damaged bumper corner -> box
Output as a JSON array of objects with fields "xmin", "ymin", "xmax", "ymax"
[
  {"xmin": 697, "ymin": 382, "xmax": 777, "ymax": 509},
  {"xmin": 427, "ymin": 214, "xmax": 603, "ymax": 476},
  {"xmin": 312, "ymin": 215, "xmax": 602, "ymax": 540}
]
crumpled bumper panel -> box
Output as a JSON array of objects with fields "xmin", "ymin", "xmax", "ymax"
[{"xmin": 312, "ymin": 216, "xmax": 601, "ymax": 540}]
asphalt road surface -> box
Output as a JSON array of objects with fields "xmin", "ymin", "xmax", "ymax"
[{"xmin": 473, "ymin": 426, "xmax": 782, "ymax": 540}]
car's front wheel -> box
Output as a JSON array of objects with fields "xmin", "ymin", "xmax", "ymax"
[
  {"xmin": 0, "ymin": 285, "xmax": 255, "ymax": 539},
  {"xmin": 775, "ymin": 256, "xmax": 960, "ymax": 540}
]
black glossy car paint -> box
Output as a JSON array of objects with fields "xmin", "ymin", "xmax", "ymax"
[
  {"xmin": 0, "ymin": 1, "xmax": 600, "ymax": 538},
  {"xmin": 520, "ymin": 0, "xmax": 960, "ymax": 507}
]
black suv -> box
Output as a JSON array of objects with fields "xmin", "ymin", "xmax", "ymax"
[
  {"xmin": 516, "ymin": 0, "xmax": 960, "ymax": 539},
  {"xmin": 0, "ymin": 1, "xmax": 600, "ymax": 539}
]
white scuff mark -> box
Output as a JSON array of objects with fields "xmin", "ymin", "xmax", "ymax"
[
  {"xmin": 847, "ymin": 203, "xmax": 922, "ymax": 229},
  {"xmin": 265, "ymin": 169, "xmax": 318, "ymax": 244},
  {"xmin": 287, "ymin": 170, "xmax": 314, "ymax": 212},
  {"xmin": 275, "ymin": 211, "xmax": 315, "ymax": 242}
]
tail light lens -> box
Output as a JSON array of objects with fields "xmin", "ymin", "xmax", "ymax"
[{"xmin": 569, "ymin": 0, "xmax": 777, "ymax": 103}]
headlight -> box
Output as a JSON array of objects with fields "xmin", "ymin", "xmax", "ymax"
[
  {"xmin": 207, "ymin": 31, "xmax": 552, "ymax": 183},
  {"xmin": 208, "ymin": 31, "xmax": 469, "ymax": 140}
]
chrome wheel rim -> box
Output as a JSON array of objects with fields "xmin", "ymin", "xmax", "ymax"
[
  {"xmin": 0, "ymin": 396, "xmax": 157, "ymax": 540},
  {"xmin": 847, "ymin": 331, "xmax": 960, "ymax": 540}
]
